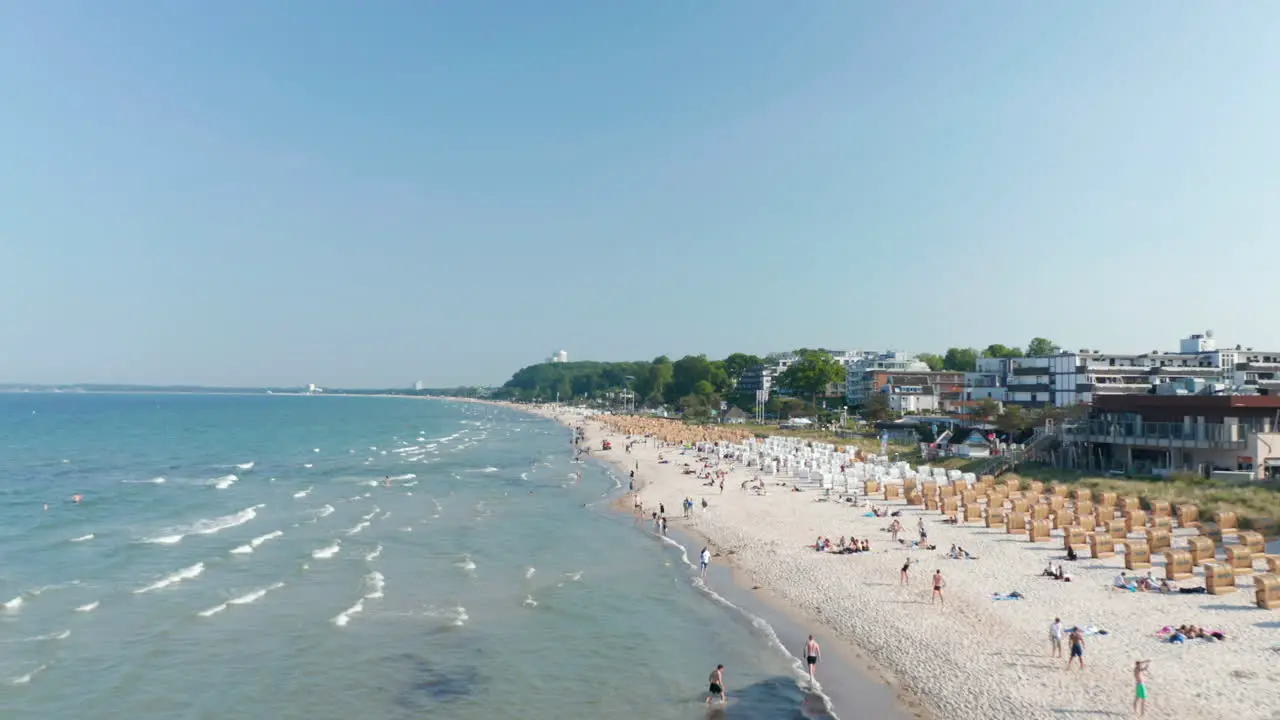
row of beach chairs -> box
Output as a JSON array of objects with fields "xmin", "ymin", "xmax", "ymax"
[{"xmin": 867, "ymin": 474, "xmax": 1280, "ymax": 610}]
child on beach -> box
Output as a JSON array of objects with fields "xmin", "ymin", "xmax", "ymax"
[{"xmin": 1133, "ymin": 660, "xmax": 1151, "ymax": 716}]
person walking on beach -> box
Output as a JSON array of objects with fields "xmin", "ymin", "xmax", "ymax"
[
  {"xmin": 1049, "ymin": 618, "xmax": 1063, "ymax": 658},
  {"xmin": 706, "ymin": 664, "xmax": 726, "ymax": 705},
  {"xmin": 803, "ymin": 635, "xmax": 821, "ymax": 683},
  {"xmin": 1133, "ymin": 660, "xmax": 1151, "ymax": 716},
  {"xmin": 900, "ymin": 558, "xmax": 911, "ymax": 585},
  {"xmin": 1066, "ymin": 627, "xmax": 1085, "ymax": 670},
  {"xmin": 931, "ymin": 569, "xmax": 945, "ymax": 606},
  {"xmin": 700, "ymin": 547, "xmax": 711, "ymax": 578}
]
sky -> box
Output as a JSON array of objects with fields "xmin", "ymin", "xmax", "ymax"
[{"xmin": 2, "ymin": 2, "xmax": 1279, "ymax": 388}]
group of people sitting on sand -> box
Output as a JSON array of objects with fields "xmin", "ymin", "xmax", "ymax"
[
  {"xmin": 947, "ymin": 544, "xmax": 976, "ymax": 560},
  {"xmin": 1042, "ymin": 562, "xmax": 1073, "ymax": 582},
  {"xmin": 1113, "ymin": 571, "xmax": 1179, "ymax": 594},
  {"xmin": 813, "ymin": 536, "xmax": 872, "ymax": 554},
  {"xmin": 1162, "ymin": 624, "xmax": 1227, "ymax": 643}
]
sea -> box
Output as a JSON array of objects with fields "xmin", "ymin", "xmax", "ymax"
[{"xmin": 0, "ymin": 393, "xmax": 865, "ymax": 720}]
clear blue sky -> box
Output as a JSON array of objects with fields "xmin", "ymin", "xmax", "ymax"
[{"xmin": 3, "ymin": 2, "xmax": 1278, "ymax": 388}]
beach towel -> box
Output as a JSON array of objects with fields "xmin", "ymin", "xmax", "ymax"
[{"xmin": 991, "ymin": 592, "xmax": 1025, "ymax": 601}]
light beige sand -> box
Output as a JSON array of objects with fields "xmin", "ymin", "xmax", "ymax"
[{"xmin": 502, "ymin": 404, "xmax": 1280, "ymax": 720}]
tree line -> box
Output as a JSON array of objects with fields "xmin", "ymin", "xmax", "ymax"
[
  {"xmin": 916, "ymin": 337, "xmax": 1061, "ymax": 372},
  {"xmin": 494, "ymin": 349, "xmax": 849, "ymax": 414}
]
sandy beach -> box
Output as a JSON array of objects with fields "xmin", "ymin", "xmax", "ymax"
[{"xmin": 499, "ymin": 403, "xmax": 1280, "ymax": 720}]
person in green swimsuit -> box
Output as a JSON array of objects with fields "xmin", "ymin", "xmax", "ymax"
[{"xmin": 1133, "ymin": 660, "xmax": 1151, "ymax": 716}]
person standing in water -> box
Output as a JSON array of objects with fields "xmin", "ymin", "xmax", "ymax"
[
  {"xmin": 1133, "ymin": 660, "xmax": 1151, "ymax": 716},
  {"xmin": 804, "ymin": 635, "xmax": 821, "ymax": 682},
  {"xmin": 706, "ymin": 664, "xmax": 726, "ymax": 705},
  {"xmin": 700, "ymin": 547, "xmax": 711, "ymax": 578}
]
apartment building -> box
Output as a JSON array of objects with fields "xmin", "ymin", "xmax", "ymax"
[
  {"xmin": 1004, "ymin": 332, "xmax": 1280, "ymax": 407},
  {"xmin": 845, "ymin": 352, "xmax": 932, "ymax": 406},
  {"xmin": 964, "ymin": 357, "xmax": 1010, "ymax": 402}
]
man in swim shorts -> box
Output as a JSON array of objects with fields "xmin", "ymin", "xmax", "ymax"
[
  {"xmin": 1066, "ymin": 627, "xmax": 1085, "ymax": 670},
  {"xmin": 706, "ymin": 664, "xmax": 726, "ymax": 705},
  {"xmin": 804, "ymin": 635, "xmax": 821, "ymax": 682},
  {"xmin": 1133, "ymin": 660, "xmax": 1151, "ymax": 716}
]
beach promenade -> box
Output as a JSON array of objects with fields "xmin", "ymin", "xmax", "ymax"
[{"xmin": 520, "ymin": 405, "xmax": 1279, "ymax": 720}]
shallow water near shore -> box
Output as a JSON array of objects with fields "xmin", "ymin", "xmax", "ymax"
[{"xmin": 0, "ymin": 394, "xmax": 869, "ymax": 719}]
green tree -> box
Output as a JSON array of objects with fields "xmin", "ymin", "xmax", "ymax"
[
  {"xmin": 996, "ymin": 404, "xmax": 1030, "ymax": 434},
  {"xmin": 942, "ymin": 347, "xmax": 979, "ymax": 372},
  {"xmin": 974, "ymin": 397, "xmax": 1001, "ymax": 424},
  {"xmin": 862, "ymin": 393, "xmax": 893, "ymax": 423},
  {"xmin": 982, "ymin": 344, "xmax": 1023, "ymax": 359},
  {"xmin": 917, "ymin": 353, "xmax": 944, "ymax": 371},
  {"xmin": 1026, "ymin": 337, "xmax": 1061, "ymax": 357},
  {"xmin": 775, "ymin": 349, "xmax": 844, "ymax": 405},
  {"xmin": 720, "ymin": 353, "xmax": 764, "ymax": 386}
]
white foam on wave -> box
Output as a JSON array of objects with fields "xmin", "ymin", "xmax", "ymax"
[
  {"xmin": 332, "ymin": 598, "xmax": 364, "ymax": 627},
  {"xmin": 391, "ymin": 446, "xmax": 420, "ymax": 455},
  {"xmin": 11, "ymin": 663, "xmax": 49, "ymax": 685},
  {"xmin": 293, "ymin": 486, "xmax": 313, "ymax": 499},
  {"xmin": 361, "ymin": 507, "xmax": 379, "ymax": 521},
  {"xmin": 211, "ymin": 474, "xmax": 238, "ymax": 489},
  {"xmin": 363, "ymin": 571, "xmax": 385, "ymax": 599},
  {"xmin": 134, "ymin": 562, "xmax": 205, "ymax": 594},
  {"xmin": 365, "ymin": 544, "xmax": 382, "ymax": 562},
  {"xmin": 230, "ymin": 581, "xmax": 285, "ymax": 606},
  {"xmin": 388, "ymin": 473, "xmax": 416, "ymax": 481},
  {"xmin": 425, "ymin": 604, "xmax": 467, "ymax": 626},
  {"xmin": 520, "ymin": 472, "xmax": 528, "ymax": 481},
  {"xmin": 380, "ymin": 511, "xmax": 391, "ymax": 520},
  {"xmin": 403, "ymin": 480, "xmax": 418, "ymax": 487},
  {"xmin": 75, "ymin": 601, "xmax": 99, "ymax": 612},
  {"xmin": 197, "ymin": 603, "xmax": 227, "ymax": 617},
  {"xmin": 231, "ymin": 529, "xmax": 283, "ymax": 554},
  {"xmin": 4, "ymin": 596, "xmax": 24, "ymax": 610},
  {"xmin": 525, "ymin": 567, "xmax": 536, "ymax": 579},
  {"xmin": 235, "ymin": 461, "xmax": 255, "ymax": 470},
  {"xmin": 315, "ymin": 504, "xmax": 334, "ymax": 518},
  {"xmin": 345, "ymin": 521, "xmax": 370, "ymax": 536},
  {"xmin": 312, "ymin": 541, "xmax": 341, "ymax": 559},
  {"xmin": 361, "ymin": 480, "xmax": 378, "ymax": 487},
  {"xmin": 123, "ymin": 476, "xmax": 166, "ymax": 484},
  {"xmin": 523, "ymin": 595, "xmax": 538, "ymax": 608},
  {"xmin": 456, "ymin": 556, "xmax": 476, "ymax": 572},
  {"xmin": 142, "ymin": 504, "xmax": 264, "ymax": 544},
  {"xmin": 69, "ymin": 534, "xmax": 95, "ymax": 543}
]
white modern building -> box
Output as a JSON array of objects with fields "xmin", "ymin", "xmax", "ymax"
[
  {"xmin": 414, "ymin": 380, "xmax": 426, "ymax": 391},
  {"xmin": 1004, "ymin": 332, "xmax": 1280, "ymax": 407},
  {"xmin": 964, "ymin": 357, "xmax": 1010, "ymax": 402},
  {"xmin": 548, "ymin": 350, "xmax": 569, "ymax": 363}
]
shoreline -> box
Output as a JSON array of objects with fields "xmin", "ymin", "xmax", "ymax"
[
  {"xmin": 461, "ymin": 401, "xmax": 1280, "ymax": 720},
  {"xmin": 461, "ymin": 398, "xmax": 927, "ymax": 720}
]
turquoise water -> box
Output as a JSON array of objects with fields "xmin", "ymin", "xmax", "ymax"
[{"xmin": 0, "ymin": 394, "xmax": 836, "ymax": 719}]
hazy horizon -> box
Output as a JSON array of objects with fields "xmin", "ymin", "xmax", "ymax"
[{"xmin": 5, "ymin": 2, "xmax": 1279, "ymax": 387}]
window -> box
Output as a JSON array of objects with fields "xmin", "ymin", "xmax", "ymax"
[{"xmin": 1030, "ymin": 394, "xmax": 1038, "ymax": 403}]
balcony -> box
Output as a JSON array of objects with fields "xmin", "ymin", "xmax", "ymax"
[
  {"xmin": 1079, "ymin": 365, "xmax": 1150, "ymax": 375},
  {"xmin": 1011, "ymin": 366, "xmax": 1050, "ymax": 376},
  {"xmin": 1091, "ymin": 384, "xmax": 1152, "ymax": 394},
  {"xmin": 1063, "ymin": 420, "xmax": 1247, "ymax": 449}
]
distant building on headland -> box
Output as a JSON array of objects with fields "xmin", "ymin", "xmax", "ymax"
[
  {"xmin": 414, "ymin": 380, "xmax": 426, "ymax": 391},
  {"xmin": 306, "ymin": 384, "xmax": 323, "ymax": 394},
  {"xmin": 548, "ymin": 350, "xmax": 569, "ymax": 363}
]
